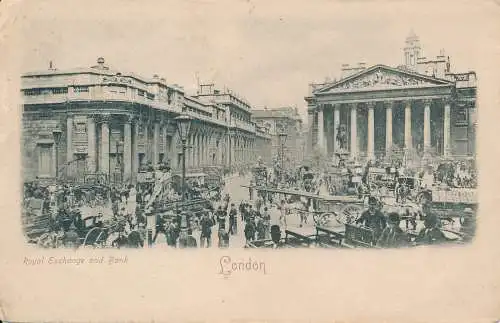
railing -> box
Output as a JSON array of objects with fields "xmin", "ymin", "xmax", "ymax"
[{"xmin": 230, "ymin": 119, "xmax": 255, "ymax": 133}]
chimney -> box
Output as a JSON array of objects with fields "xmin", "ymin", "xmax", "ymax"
[{"xmin": 153, "ymin": 74, "xmax": 159, "ymax": 79}]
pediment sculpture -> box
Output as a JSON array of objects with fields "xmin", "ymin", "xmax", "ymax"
[{"xmin": 338, "ymin": 69, "xmax": 434, "ymax": 90}]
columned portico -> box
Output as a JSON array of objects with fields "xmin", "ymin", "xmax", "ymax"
[{"xmin": 307, "ymin": 64, "xmax": 460, "ymax": 161}]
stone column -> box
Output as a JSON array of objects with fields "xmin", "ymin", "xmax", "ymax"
[
  {"xmin": 385, "ymin": 101, "xmax": 393, "ymax": 155},
  {"xmin": 193, "ymin": 133, "xmax": 198, "ymax": 168},
  {"xmin": 333, "ymin": 105, "xmax": 340, "ymax": 153},
  {"xmin": 188, "ymin": 134, "xmax": 193, "ymax": 168},
  {"xmin": 162, "ymin": 119, "xmax": 168, "ymax": 161},
  {"xmin": 87, "ymin": 115, "xmax": 97, "ymax": 173},
  {"xmin": 66, "ymin": 115, "xmax": 73, "ymax": 165},
  {"xmin": 153, "ymin": 121, "xmax": 160, "ymax": 166},
  {"xmin": 423, "ymin": 99, "xmax": 432, "ymax": 153},
  {"xmin": 443, "ymin": 98, "xmax": 451, "ymax": 157},
  {"xmin": 317, "ymin": 105, "xmax": 325, "ymax": 152},
  {"xmin": 404, "ymin": 100, "xmax": 412, "ymax": 150},
  {"xmin": 100, "ymin": 114, "xmax": 110, "ymax": 176},
  {"xmin": 123, "ymin": 116, "xmax": 133, "ymax": 182},
  {"xmin": 143, "ymin": 122, "xmax": 149, "ymax": 163},
  {"xmin": 367, "ymin": 102, "xmax": 375, "ymax": 160},
  {"xmin": 227, "ymin": 133, "xmax": 232, "ymax": 167},
  {"xmin": 197, "ymin": 133, "xmax": 201, "ymax": 167},
  {"xmin": 131, "ymin": 118, "xmax": 138, "ymax": 182},
  {"xmin": 202, "ymin": 134, "xmax": 207, "ymax": 166},
  {"xmin": 350, "ymin": 104, "xmax": 357, "ymax": 158}
]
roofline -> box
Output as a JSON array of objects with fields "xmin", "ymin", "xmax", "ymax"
[
  {"xmin": 315, "ymin": 64, "xmax": 455, "ymax": 93},
  {"xmin": 21, "ymin": 68, "xmax": 184, "ymax": 91}
]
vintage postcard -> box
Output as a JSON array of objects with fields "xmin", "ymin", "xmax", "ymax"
[{"xmin": 0, "ymin": 0, "xmax": 499, "ymax": 322}]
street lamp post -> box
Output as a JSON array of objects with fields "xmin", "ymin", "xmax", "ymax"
[
  {"xmin": 175, "ymin": 114, "xmax": 193, "ymax": 236},
  {"xmin": 278, "ymin": 129, "xmax": 288, "ymax": 185},
  {"xmin": 52, "ymin": 127, "xmax": 63, "ymax": 180}
]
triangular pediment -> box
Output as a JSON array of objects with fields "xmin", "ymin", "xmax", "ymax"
[{"xmin": 315, "ymin": 65, "xmax": 453, "ymax": 93}]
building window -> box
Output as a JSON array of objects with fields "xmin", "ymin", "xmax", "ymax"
[
  {"xmin": 38, "ymin": 143, "xmax": 53, "ymax": 177},
  {"xmin": 74, "ymin": 86, "xmax": 89, "ymax": 93},
  {"xmin": 51, "ymin": 87, "xmax": 68, "ymax": 94},
  {"xmin": 138, "ymin": 89, "xmax": 145, "ymax": 97},
  {"xmin": 455, "ymin": 107, "xmax": 468, "ymax": 125},
  {"xmin": 146, "ymin": 93, "xmax": 155, "ymax": 100},
  {"xmin": 24, "ymin": 89, "xmax": 42, "ymax": 96}
]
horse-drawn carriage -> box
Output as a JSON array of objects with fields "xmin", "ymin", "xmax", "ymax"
[{"xmin": 245, "ymin": 185, "xmax": 366, "ymax": 228}]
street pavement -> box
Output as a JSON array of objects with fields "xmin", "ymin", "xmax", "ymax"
[{"xmin": 75, "ymin": 174, "xmax": 340, "ymax": 248}]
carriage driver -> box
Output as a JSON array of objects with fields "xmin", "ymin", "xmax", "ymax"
[{"xmin": 355, "ymin": 196, "xmax": 387, "ymax": 240}]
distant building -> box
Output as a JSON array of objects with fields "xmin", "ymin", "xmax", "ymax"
[
  {"xmin": 252, "ymin": 106, "xmax": 306, "ymax": 167},
  {"xmin": 21, "ymin": 58, "xmax": 272, "ymax": 183},
  {"xmin": 306, "ymin": 31, "xmax": 477, "ymax": 161}
]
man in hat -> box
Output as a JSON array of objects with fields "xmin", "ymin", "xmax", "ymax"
[
  {"xmin": 215, "ymin": 205, "xmax": 227, "ymax": 231},
  {"xmin": 460, "ymin": 208, "xmax": 475, "ymax": 241},
  {"xmin": 416, "ymin": 214, "xmax": 447, "ymax": 245},
  {"xmin": 62, "ymin": 222, "xmax": 81, "ymax": 249},
  {"xmin": 377, "ymin": 212, "xmax": 408, "ymax": 248},
  {"xmin": 356, "ymin": 196, "xmax": 386, "ymax": 241},
  {"xmin": 228, "ymin": 203, "xmax": 238, "ymax": 235},
  {"xmin": 199, "ymin": 211, "xmax": 214, "ymax": 248},
  {"xmin": 270, "ymin": 224, "xmax": 281, "ymax": 249}
]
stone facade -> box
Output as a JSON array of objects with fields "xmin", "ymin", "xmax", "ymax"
[
  {"xmin": 252, "ymin": 107, "xmax": 306, "ymax": 167},
  {"xmin": 306, "ymin": 33, "xmax": 477, "ymax": 162},
  {"xmin": 21, "ymin": 58, "xmax": 272, "ymax": 183}
]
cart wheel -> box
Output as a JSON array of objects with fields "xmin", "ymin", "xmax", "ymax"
[
  {"xmin": 337, "ymin": 204, "xmax": 363, "ymax": 225},
  {"xmin": 83, "ymin": 227, "xmax": 103, "ymax": 246},
  {"xmin": 316, "ymin": 212, "xmax": 332, "ymax": 226}
]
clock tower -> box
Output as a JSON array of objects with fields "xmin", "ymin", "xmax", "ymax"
[{"xmin": 404, "ymin": 29, "xmax": 421, "ymax": 71}]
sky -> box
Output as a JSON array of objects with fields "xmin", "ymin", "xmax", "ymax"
[{"xmin": 15, "ymin": 0, "xmax": 499, "ymax": 123}]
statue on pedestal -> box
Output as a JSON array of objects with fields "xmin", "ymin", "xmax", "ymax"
[{"xmin": 336, "ymin": 124, "xmax": 348, "ymax": 152}]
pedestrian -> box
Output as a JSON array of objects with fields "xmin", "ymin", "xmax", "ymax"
[
  {"xmin": 355, "ymin": 196, "xmax": 386, "ymax": 242},
  {"xmin": 244, "ymin": 217, "xmax": 256, "ymax": 246},
  {"xmin": 228, "ymin": 203, "xmax": 238, "ymax": 235},
  {"xmin": 416, "ymin": 214, "xmax": 448, "ymax": 245},
  {"xmin": 256, "ymin": 216, "xmax": 266, "ymax": 240},
  {"xmin": 218, "ymin": 229, "xmax": 230, "ymax": 248},
  {"xmin": 376, "ymin": 213, "xmax": 408, "ymax": 248},
  {"xmin": 278, "ymin": 199, "xmax": 288, "ymax": 230},
  {"xmin": 270, "ymin": 224, "xmax": 281, "ymax": 248},
  {"xmin": 216, "ymin": 206, "xmax": 227, "ymax": 231},
  {"xmin": 200, "ymin": 212, "xmax": 214, "ymax": 248},
  {"xmin": 249, "ymin": 180, "xmax": 254, "ymax": 201},
  {"xmin": 262, "ymin": 206, "xmax": 271, "ymax": 239},
  {"xmin": 239, "ymin": 201, "xmax": 246, "ymax": 221}
]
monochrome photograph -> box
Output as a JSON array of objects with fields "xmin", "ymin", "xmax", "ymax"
[
  {"xmin": 3, "ymin": 0, "xmax": 500, "ymax": 322},
  {"xmin": 19, "ymin": 3, "xmax": 478, "ymax": 252}
]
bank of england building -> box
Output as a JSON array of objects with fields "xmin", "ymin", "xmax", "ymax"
[
  {"xmin": 21, "ymin": 58, "xmax": 273, "ymax": 184},
  {"xmin": 306, "ymin": 32, "xmax": 477, "ymax": 163}
]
